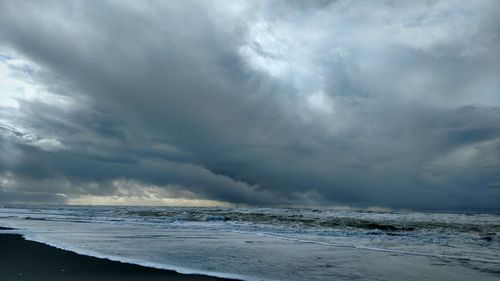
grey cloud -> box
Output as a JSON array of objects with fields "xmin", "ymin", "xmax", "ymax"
[
  {"xmin": 0, "ymin": 0, "xmax": 499, "ymax": 211},
  {"xmin": 0, "ymin": 190, "xmax": 66, "ymax": 205}
]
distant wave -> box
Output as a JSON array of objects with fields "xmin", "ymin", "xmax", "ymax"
[{"xmin": 120, "ymin": 209, "xmax": 499, "ymax": 234}]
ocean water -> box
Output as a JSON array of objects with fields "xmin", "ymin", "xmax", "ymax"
[{"xmin": 0, "ymin": 205, "xmax": 498, "ymax": 280}]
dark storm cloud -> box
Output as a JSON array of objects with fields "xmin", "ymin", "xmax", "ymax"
[{"xmin": 0, "ymin": 0, "xmax": 499, "ymax": 211}]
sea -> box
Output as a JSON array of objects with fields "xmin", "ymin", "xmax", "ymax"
[{"xmin": 0, "ymin": 205, "xmax": 498, "ymax": 281}]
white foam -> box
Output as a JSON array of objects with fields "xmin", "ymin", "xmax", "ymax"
[{"xmin": 19, "ymin": 231, "xmax": 266, "ymax": 281}]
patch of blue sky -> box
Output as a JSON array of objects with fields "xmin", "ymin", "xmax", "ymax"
[
  {"xmin": 9, "ymin": 62, "xmax": 35, "ymax": 77},
  {"xmin": 0, "ymin": 53, "xmax": 11, "ymax": 62}
]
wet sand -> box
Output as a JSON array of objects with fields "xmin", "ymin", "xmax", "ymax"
[{"xmin": 0, "ymin": 233, "xmax": 238, "ymax": 281}]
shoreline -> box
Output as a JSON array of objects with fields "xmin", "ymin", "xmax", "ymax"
[{"xmin": 0, "ymin": 233, "xmax": 239, "ymax": 281}]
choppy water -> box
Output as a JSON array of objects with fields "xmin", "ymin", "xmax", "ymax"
[{"xmin": 0, "ymin": 205, "xmax": 499, "ymax": 280}]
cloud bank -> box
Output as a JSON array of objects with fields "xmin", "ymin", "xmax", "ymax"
[{"xmin": 0, "ymin": 0, "xmax": 499, "ymax": 211}]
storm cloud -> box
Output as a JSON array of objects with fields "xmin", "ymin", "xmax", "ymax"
[{"xmin": 0, "ymin": 0, "xmax": 499, "ymax": 211}]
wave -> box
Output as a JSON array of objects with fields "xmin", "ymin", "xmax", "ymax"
[
  {"xmin": 120, "ymin": 209, "xmax": 499, "ymax": 234},
  {"xmin": 20, "ymin": 232, "xmax": 265, "ymax": 281}
]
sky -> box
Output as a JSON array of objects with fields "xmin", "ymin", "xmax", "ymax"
[{"xmin": 0, "ymin": 0, "xmax": 499, "ymax": 212}]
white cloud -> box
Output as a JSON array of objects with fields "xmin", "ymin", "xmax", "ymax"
[
  {"xmin": 0, "ymin": 51, "xmax": 77, "ymax": 152},
  {"xmin": 32, "ymin": 138, "xmax": 65, "ymax": 151}
]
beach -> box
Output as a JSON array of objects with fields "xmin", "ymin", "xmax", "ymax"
[
  {"xmin": 0, "ymin": 232, "xmax": 237, "ymax": 281},
  {"xmin": 1, "ymin": 206, "xmax": 498, "ymax": 281}
]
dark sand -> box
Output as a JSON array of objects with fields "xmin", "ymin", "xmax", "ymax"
[{"xmin": 0, "ymin": 233, "xmax": 238, "ymax": 281}]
